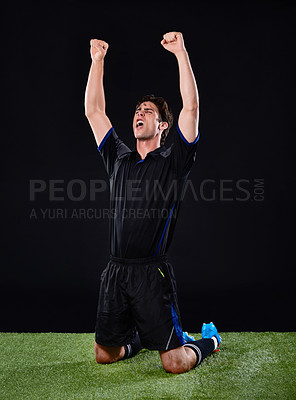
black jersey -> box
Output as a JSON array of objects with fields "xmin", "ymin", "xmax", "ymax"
[{"xmin": 98, "ymin": 124, "xmax": 199, "ymax": 258}]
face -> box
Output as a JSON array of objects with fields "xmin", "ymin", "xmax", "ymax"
[{"xmin": 133, "ymin": 101, "xmax": 162, "ymax": 141}]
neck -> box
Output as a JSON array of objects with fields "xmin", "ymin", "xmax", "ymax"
[{"xmin": 136, "ymin": 137, "xmax": 161, "ymax": 159}]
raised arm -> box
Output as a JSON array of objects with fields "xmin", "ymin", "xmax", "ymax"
[
  {"xmin": 161, "ymin": 32, "xmax": 199, "ymax": 143},
  {"xmin": 84, "ymin": 39, "xmax": 112, "ymax": 146}
]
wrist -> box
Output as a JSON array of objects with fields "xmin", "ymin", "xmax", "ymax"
[
  {"xmin": 174, "ymin": 49, "xmax": 188, "ymax": 59},
  {"xmin": 92, "ymin": 58, "xmax": 104, "ymax": 66}
]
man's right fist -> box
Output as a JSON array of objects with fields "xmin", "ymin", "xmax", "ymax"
[{"xmin": 90, "ymin": 39, "xmax": 109, "ymax": 62}]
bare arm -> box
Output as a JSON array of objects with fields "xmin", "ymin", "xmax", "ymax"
[
  {"xmin": 161, "ymin": 32, "xmax": 199, "ymax": 143},
  {"xmin": 84, "ymin": 39, "xmax": 112, "ymax": 146}
]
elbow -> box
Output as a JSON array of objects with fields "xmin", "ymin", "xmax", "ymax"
[
  {"xmin": 85, "ymin": 110, "xmax": 93, "ymax": 119},
  {"xmin": 184, "ymin": 102, "xmax": 199, "ymax": 112},
  {"xmin": 85, "ymin": 108, "xmax": 105, "ymax": 119},
  {"xmin": 181, "ymin": 95, "xmax": 199, "ymax": 111},
  {"xmin": 181, "ymin": 104, "xmax": 199, "ymax": 117}
]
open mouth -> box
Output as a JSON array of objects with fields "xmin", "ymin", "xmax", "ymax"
[{"xmin": 136, "ymin": 121, "xmax": 144, "ymax": 128}]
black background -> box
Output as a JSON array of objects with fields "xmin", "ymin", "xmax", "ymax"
[{"xmin": 1, "ymin": 0, "xmax": 295, "ymax": 333}]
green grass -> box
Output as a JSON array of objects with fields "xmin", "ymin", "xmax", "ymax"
[{"xmin": 0, "ymin": 332, "xmax": 295, "ymax": 400}]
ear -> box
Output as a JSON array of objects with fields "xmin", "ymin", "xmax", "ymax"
[{"xmin": 159, "ymin": 121, "xmax": 168, "ymax": 131}]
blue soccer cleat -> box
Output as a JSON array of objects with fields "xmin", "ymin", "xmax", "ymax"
[
  {"xmin": 201, "ymin": 322, "xmax": 222, "ymax": 352},
  {"xmin": 183, "ymin": 331, "xmax": 195, "ymax": 343}
]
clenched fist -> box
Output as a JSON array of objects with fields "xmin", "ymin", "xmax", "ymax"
[
  {"xmin": 90, "ymin": 39, "xmax": 109, "ymax": 62},
  {"xmin": 160, "ymin": 32, "xmax": 186, "ymax": 55}
]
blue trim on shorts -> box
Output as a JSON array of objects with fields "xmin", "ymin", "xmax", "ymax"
[{"xmin": 171, "ymin": 302, "xmax": 185, "ymax": 345}]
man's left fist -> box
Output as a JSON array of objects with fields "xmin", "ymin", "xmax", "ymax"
[{"xmin": 161, "ymin": 32, "xmax": 186, "ymax": 54}]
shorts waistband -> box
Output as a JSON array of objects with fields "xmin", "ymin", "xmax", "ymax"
[{"xmin": 110, "ymin": 254, "xmax": 168, "ymax": 265}]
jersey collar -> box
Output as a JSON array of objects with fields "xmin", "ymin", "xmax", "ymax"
[{"xmin": 131, "ymin": 144, "xmax": 170, "ymax": 160}]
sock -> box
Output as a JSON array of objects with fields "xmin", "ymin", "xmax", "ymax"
[
  {"xmin": 211, "ymin": 336, "xmax": 218, "ymax": 350},
  {"xmin": 122, "ymin": 331, "xmax": 143, "ymax": 360},
  {"xmin": 184, "ymin": 338, "xmax": 215, "ymax": 367}
]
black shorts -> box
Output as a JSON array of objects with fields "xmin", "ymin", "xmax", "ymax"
[{"xmin": 95, "ymin": 254, "xmax": 185, "ymax": 351}]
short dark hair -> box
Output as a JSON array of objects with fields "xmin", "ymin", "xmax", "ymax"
[{"xmin": 135, "ymin": 94, "xmax": 173, "ymax": 146}]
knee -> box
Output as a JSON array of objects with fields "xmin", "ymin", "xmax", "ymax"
[
  {"xmin": 161, "ymin": 358, "xmax": 189, "ymax": 374},
  {"xmin": 94, "ymin": 343, "xmax": 123, "ymax": 364},
  {"xmin": 95, "ymin": 349, "xmax": 113, "ymax": 364},
  {"xmin": 160, "ymin": 348, "xmax": 192, "ymax": 374}
]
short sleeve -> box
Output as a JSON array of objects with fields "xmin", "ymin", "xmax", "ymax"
[
  {"xmin": 171, "ymin": 124, "xmax": 200, "ymax": 176},
  {"xmin": 97, "ymin": 127, "xmax": 131, "ymax": 177}
]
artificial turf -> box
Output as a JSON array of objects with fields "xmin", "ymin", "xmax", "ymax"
[{"xmin": 0, "ymin": 332, "xmax": 295, "ymax": 400}]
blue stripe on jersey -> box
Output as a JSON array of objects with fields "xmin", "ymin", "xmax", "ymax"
[
  {"xmin": 154, "ymin": 202, "xmax": 176, "ymax": 256},
  {"xmin": 177, "ymin": 123, "xmax": 200, "ymax": 145},
  {"xmin": 171, "ymin": 302, "xmax": 185, "ymax": 345},
  {"xmin": 98, "ymin": 127, "xmax": 114, "ymax": 152}
]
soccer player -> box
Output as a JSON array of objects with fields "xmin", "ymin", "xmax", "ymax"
[{"xmin": 84, "ymin": 32, "xmax": 221, "ymax": 374}]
